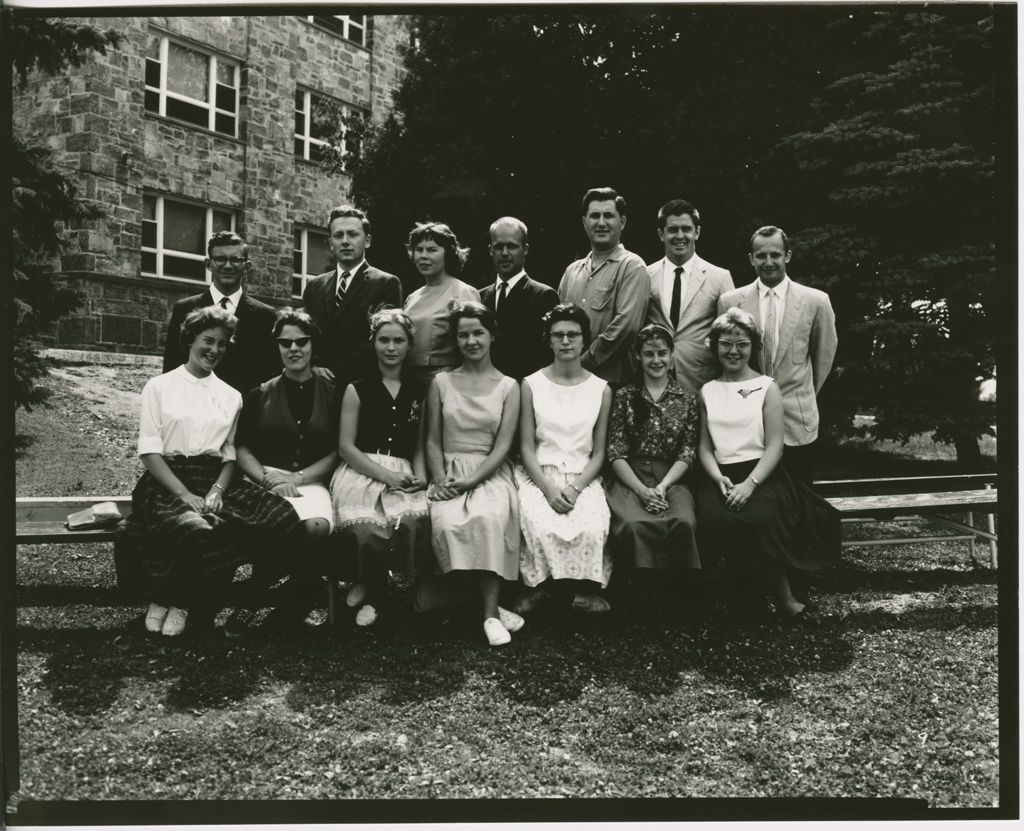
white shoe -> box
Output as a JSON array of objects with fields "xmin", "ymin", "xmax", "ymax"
[
  {"xmin": 483, "ymin": 617, "xmax": 511, "ymax": 647},
  {"xmin": 161, "ymin": 606, "xmax": 188, "ymax": 637},
  {"xmin": 497, "ymin": 606, "xmax": 525, "ymax": 633},
  {"xmin": 346, "ymin": 582, "xmax": 369, "ymax": 608},
  {"xmin": 355, "ymin": 604, "xmax": 378, "ymax": 627},
  {"xmin": 145, "ymin": 603, "xmax": 169, "ymax": 633}
]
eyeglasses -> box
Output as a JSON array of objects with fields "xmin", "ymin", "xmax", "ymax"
[
  {"xmin": 718, "ymin": 339, "xmax": 752, "ymax": 350},
  {"xmin": 276, "ymin": 336, "xmax": 311, "ymax": 349},
  {"xmin": 551, "ymin": 331, "xmax": 583, "ymax": 341},
  {"xmin": 210, "ymin": 256, "xmax": 247, "ymax": 266}
]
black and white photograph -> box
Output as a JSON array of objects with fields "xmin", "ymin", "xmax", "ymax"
[{"xmin": 3, "ymin": 1, "xmax": 1015, "ymax": 824}]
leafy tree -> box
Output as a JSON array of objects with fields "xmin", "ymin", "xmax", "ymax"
[
  {"xmin": 9, "ymin": 15, "xmax": 121, "ymax": 409},
  {"xmin": 778, "ymin": 7, "xmax": 999, "ymax": 465}
]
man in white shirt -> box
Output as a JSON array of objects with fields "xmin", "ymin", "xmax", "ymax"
[
  {"xmin": 645, "ymin": 198, "xmax": 735, "ymax": 391},
  {"xmin": 163, "ymin": 231, "xmax": 279, "ymax": 394},
  {"xmin": 718, "ymin": 225, "xmax": 838, "ymax": 482},
  {"xmin": 479, "ymin": 216, "xmax": 558, "ymax": 380}
]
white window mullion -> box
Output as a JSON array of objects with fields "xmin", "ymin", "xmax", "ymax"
[
  {"xmin": 208, "ymin": 55, "xmax": 219, "ymax": 132},
  {"xmin": 158, "ymin": 37, "xmax": 169, "ymax": 116},
  {"xmin": 155, "ymin": 196, "xmax": 165, "ymax": 276}
]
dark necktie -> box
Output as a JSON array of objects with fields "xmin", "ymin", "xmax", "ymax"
[
  {"xmin": 669, "ymin": 266, "xmax": 684, "ymax": 329},
  {"xmin": 496, "ymin": 279, "xmax": 509, "ymax": 312},
  {"xmin": 336, "ymin": 271, "xmax": 351, "ymax": 302},
  {"xmin": 219, "ymin": 297, "xmax": 230, "ymax": 311}
]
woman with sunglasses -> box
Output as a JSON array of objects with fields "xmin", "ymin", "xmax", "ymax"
[
  {"xmin": 697, "ymin": 307, "xmax": 839, "ymax": 626},
  {"xmin": 233, "ymin": 309, "xmax": 339, "ymax": 630}
]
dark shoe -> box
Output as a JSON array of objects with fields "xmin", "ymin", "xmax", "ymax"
[
  {"xmin": 223, "ymin": 607, "xmax": 256, "ymax": 639},
  {"xmin": 512, "ymin": 586, "xmax": 548, "ymax": 616}
]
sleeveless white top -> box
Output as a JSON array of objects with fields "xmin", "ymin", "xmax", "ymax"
[
  {"xmin": 525, "ymin": 370, "xmax": 607, "ymax": 474},
  {"xmin": 701, "ymin": 375, "xmax": 771, "ymax": 465}
]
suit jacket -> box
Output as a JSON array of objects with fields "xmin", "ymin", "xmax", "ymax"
[
  {"xmin": 163, "ymin": 290, "xmax": 280, "ymax": 395},
  {"xmin": 718, "ymin": 278, "xmax": 838, "ymax": 446},
  {"xmin": 645, "ymin": 255, "xmax": 735, "ymax": 392},
  {"xmin": 479, "ymin": 274, "xmax": 559, "ymax": 381},
  {"xmin": 301, "ymin": 263, "xmax": 402, "ymax": 388}
]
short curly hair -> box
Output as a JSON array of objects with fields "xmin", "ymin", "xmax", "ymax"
[
  {"xmin": 707, "ymin": 307, "xmax": 762, "ymax": 358},
  {"xmin": 368, "ymin": 305, "xmax": 415, "ymax": 342},
  {"xmin": 272, "ymin": 308, "xmax": 322, "ymax": 357},
  {"xmin": 406, "ymin": 222, "xmax": 469, "ymax": 276},
  {"xmin": 541, "ymin": 303, "xmax": 591, "ymax": 349},
  {"xmin": 179, "ymin": 305, "xmax": 237, "ymax": 352},
  {"xmin": 448, "ymin": 300, "xmax": 498, "ymax": 342},
  {"xmin": 634, "ymin": 323, "xmax": 674, "ymax": 355}
]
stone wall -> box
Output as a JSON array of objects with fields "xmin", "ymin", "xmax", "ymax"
[{"xmin": 13, "ymin": 13, "xmax": 409, "ymax": 354}]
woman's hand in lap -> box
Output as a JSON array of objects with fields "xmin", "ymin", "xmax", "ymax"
[
  {"xmin": 725, "ymin": 479, "xmax": 755, "ymax": 510},
  {"xmin": 177, "ymin": 491, "xmax": 206, "ymax": 513},
  {"xmin": 271, "ymin": 482, "xmax": 301, "ymax": 498},
  {"xmin": 262, "ymin": 469, "xmax": 292, "ymax": 488},
  {"xmin": 203, "ymin": 490, "xmax": 223, "ymax": 513},
  {"xmin": 716, "ymin": 476, "xmax": 734, "ymax": 499},
  {"xmin": 545, "ymin": 486, "xmax": 576, "ymax": 514}
]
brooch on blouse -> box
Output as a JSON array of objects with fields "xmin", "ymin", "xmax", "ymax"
[{"xmin": 737, "ymin": 387, "xmax": 763, "ymax": 399}]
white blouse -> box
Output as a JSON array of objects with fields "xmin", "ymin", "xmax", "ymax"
[
  {"xmin": 137, "ymin": 365, "xmax": 242, "ymax": 460},
  {"xmin": 526, "ymin": 370, "xmax": 607, "ymax": 474},
  {"xmin": 701, "ymin": 375, "xmax": 771, "ymax": 465}
]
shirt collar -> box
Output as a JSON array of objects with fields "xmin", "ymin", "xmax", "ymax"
[
  {"xmin": 587, "ymin": 244, "xmax": 626, "ymax": 270},
  {"xmin": 665, "ymin": 257, "xmax": 694, "ymax": 277},
  {"xmin": 177, "ymin": 363, "xmax": 212, "ymax": 386},
  {"xmin": 639, "ymin": 379, "xmax": 688, "ymax": 402},
  {"xmin": 337, "ymin": 260, "xmax": 367, "ymax": 280},
  {"xmin": 209, "ymin": 285, "xmax": 243, "ymax": 310},
  {"xmin": 495, "ymin": 270, "xmax": 526, "ymax": 290},
  {"xmin": 756, "ymin": 275, "xmax": 790, "ymax": 299}
]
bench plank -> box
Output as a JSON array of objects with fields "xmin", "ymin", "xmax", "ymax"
[
  {"xmin": 16, "ymin": 497, "xmax": 132, "ymax": 524},
  {"xmin": 827, "ymin": 488, "xmax": 998, "ymax": 519}
]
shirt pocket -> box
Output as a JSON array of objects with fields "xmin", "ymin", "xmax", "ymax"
[{"xmin": 587, "ymin": 282, "xmax": 615, "ymax": 311}]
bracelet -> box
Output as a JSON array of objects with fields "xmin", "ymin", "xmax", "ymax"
[
  {"xmin": 297, "ymin": 470, "xmax": 305, "ymax": 484},
  {"xmin": 748, "ymin": 475, "xmax": 760, "ymax": 487},
  {"xmin": 211, "ymin": 483, "xmax": 225, "ymax": 492},
  {"xmin": 568, "ymin": 483, "xmax": 582, "ymax": 495}
]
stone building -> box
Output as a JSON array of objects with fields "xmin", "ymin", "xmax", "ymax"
[{"xmin": 13, "ymin": 13, "xmax": 409, "ymax": 354}]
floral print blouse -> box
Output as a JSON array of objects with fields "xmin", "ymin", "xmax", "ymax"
[{"xmin": 606, "ymin": 381, "xmax": 699, "ymax": 465}]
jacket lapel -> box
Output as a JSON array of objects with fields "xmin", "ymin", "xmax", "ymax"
[
  {"xmin": 679, "ymin": 257, "xmax": 707, "ymax": 324},
  {"xmin": 774, "ymin": 281, "xmax": 805, "ymax": 362}
]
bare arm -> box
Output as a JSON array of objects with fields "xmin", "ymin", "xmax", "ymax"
[
  {"xmin": 724, "ymin": 382, "xmax": 785, "ymax": 510},
  {"xmin": 518, "ymin": 379, "xmax": 557, "ymax": 498},
  {"xmin": 424, "ymin": 378, "xmax": 446, "ymax": 483},
  {"xmin": 571, "ymin": 384, "xmax": 613, "ymax": 493},
  {"xmin": 140, "ymin": 453, "xmax": 233, "ymax": 514},
  {"xmin": 458, "ymin": 382, "xmax": 521, "ymax": 489},
  {"xmin": 698, "ymin": 395, "xmax": 732, "ymax": 498},
  {"xmin": 337, "ymin": 385, "xmax": 410, "ymax": 489}
]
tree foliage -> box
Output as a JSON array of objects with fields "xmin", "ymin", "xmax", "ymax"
[
  {"xmin": 9, "ymin": 16, "xmax": 121, "ymax": 409},
  {"xmin": 778, "ymin": 8, "xmax": 999, "ymax": 464}
]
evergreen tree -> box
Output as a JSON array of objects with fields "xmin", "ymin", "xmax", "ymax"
[{"xmin": 778, "ymin": 8, "xmax": 998, "ymax": 465}]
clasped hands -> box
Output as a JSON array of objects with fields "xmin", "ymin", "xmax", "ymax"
[
  {"xmin": 177, "ymin": 489, "xmax": 222, "ymax": 514},
  {"xmin": 263, "ymin": 468, "xmax": 303, "ymax": 498},
  {"xmin": 427, "ymin": 476, "xmax": 472, "ymax": 501},
  {"xmin": 635, "ymin": 484, "xmax": 669, "ymax": 514},
  {"xmin": 717, "ymin": 476, "xmax": 756, "ymax": 511}
]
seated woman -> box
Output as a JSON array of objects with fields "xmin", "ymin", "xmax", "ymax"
[
  {"xmin": 697, "ymin": 307, "xmax": 840, "ymax": 625},
  {"xmin": 234, "ymin": 309, "xmax": 338, "ymax": 624},
  {"xmin": 330, "ymin": 307, "xmax": 431, "ymax": 626},
  {"xmin": 116, "ymin": 306, "xmax": 301, "ymax": 637},
  {"xmin": 424, "ymin": 301, "xmax": 524, "ymax": 646},
  {"xmin": 605, "ymin": 324, "xmax": 700, "ymax": 604},
  {"xmin": 514, "ymin": 303, "xmax": 614, "ymax": 615},
  {"xmin": 402, "ymin": 222, "xmax": 480, "ymax": 376}
]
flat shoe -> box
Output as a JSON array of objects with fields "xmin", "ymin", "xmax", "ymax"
[
  {"xmin": 512, "ymin": 587, "xmax": 547, "ymax": 616},
  {"xmin": 346, "ymin": 582, "xmax": 369, "ymax": 608},
  {"xmin": 223, "ymin": 607, "xmax": 256, "ymax": 639},
  {"xmin": 355, "ymin": 604, "xmax": 379, "ymax": 627},
  {"xmin": 497, "ymin": 606, "xmax": 525, "ymax": 633},
  {"xmin": 161, "ymin": 606, "xmax": 188, "ymax": 637},
  {"xmin": 572, "ymin": 593, "xmax": 611, "ymax": 614},
  {"xmin": 483, "ymin": 617, "xmax": 511, "ymax": 646},
  {"xmin": 145, "ymin": 602, "xmax": 169, "ymax": 633}
]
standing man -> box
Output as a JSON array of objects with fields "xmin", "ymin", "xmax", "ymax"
[
  {"xmin": 558, "ymin": 187, "xmax": 650, "ymax": 384},
  {"xmin": 645, "ymin": 198, "xmax": 735, "ymax": 392},
  {"xmin": 163, "ymin": 230, "xmax": 279, "ymax": 395},
  {"xmin": 479, "ymin": 216, "xmax": 558, "ymax": 381},
  {"xmin": 718, "ymin": 225, "xmax": 838, "ymax": 481},
  {"xmin": 302, "ymin": 205, "xmax": 402, "ymax": 388}
]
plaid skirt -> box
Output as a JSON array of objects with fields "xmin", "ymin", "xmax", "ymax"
[{"xmin": 114, "ymin": 455, "xmax": 301, "ymax": 605}]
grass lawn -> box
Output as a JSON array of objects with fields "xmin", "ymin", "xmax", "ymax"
[{"xmin": 10, "ymin": 363, "xmax": 1002, "ymax": 814}]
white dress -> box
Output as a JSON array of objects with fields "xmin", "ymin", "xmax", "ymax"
[{"xmin": 514, "ymin": 370, "xmax": 612, "ymax": 587}]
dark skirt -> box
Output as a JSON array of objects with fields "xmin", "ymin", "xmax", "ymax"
[
  {"xmin": 696, "ymin": 458, "xmax": 840, "ymax": 573},
  {"xmin": 114, "ymin": 455, "xmax": 301, "ymax": 606},
  {"xmin": 606, "ymin": 458, "xmax": 700, "ymax": 570}
]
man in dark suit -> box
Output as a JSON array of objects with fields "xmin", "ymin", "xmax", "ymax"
[
  {"xmin": 163, "ymin": 230, "xmax": 280, "ymax": 394},
  {"xmin": 479, "ymin": 216, "xmax": 558, "ymax": 381},
  {"xmin": 301, "ymin": 205, "xmax": 402, "ymax": 388}
]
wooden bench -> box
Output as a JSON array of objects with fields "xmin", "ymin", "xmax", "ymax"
[{"xmin": 815, "ymin": 474, "xmax": 999, "ymax": 567}]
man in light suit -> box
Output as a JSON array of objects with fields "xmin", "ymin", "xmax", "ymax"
[
  {"xmin": 558, "ymin": 187, "xmax": 650, "ymax": 383},
  {"xmin": 645, "ymin": 198, "xmax": 735, "ymax": 391},
  {"xmin": 717, "ymin": 225, "xmax": 838, "ymax": 482},
  {"xmin": 479, "ymin": 216, "xmax": 558, "ymax": 381},
  {"xmin": 302, "ymin": 205, "xmax": 402, "ymax": 388},
  {"xmin": 163, "ymin": 230, "xmax": 280, "ymax": 395}
]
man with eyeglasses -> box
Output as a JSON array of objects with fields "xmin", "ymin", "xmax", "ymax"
[
  {"xmin": 718, "ymin": 225, "xmax": 837, "ymax": 483},
  {"xmin": 558, "ymin": 187, "xmax": 650, "ymax": 384},
  {"xmin": 162, "ymin": 230, "xmax": 280, "ymax": 394},
  {"xmin": 645, "ymin": 198, "xmax": 734, "ymax": 392},
  {"xmin": 301, "ymin": 204, "xmax": 402, "ymax": 388}
]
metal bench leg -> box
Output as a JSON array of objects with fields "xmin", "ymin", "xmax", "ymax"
[
  {"xmin": 327, "ymin": 578, "xmax": 336, "ymax": 625},
  {"xmin": 986, "ymin": 484, "xmax": 998, "ymax": 568},
  {"xmin": 966, "ymin": 510, "xmax": 977, "ymax": 568}
]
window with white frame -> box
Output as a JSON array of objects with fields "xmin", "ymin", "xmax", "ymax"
[
  {"xmin": 142, "ymin": 193, "xmax": 237, "ymax": 282},
  {"xmin": 306, "ymin": 14, "xmax": 369, "ymax": 47},
  {"xmin": 294, "ymin": 89, "xmax": 351, "ymax": 164},
  {"xmin": 144, "ymin": 32, "xmax": 239, "ymax": 137},
  {"xmin": 292, "ymin": 228, "xmax": 333, "ymax": 297}
]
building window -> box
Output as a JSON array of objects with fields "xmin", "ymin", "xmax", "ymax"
[
  {"xmin": 292, "ymin": 229, "xmax": 333, "ymax": 297},
  {"xmin": 145, "ymin": 33, "xmax": 239, "ymax": 137},
  {"xmin": 294, "ymin": 89, "xmax": 351, "ymax": 164},
  {"xmin": 142, "ymin": 194, "xmax": 237, "ymax": 282},
  {"xmin": 306, "ymin": 14, "xmax": 369, "ymax": 47}
]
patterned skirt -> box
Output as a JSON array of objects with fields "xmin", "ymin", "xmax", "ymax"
[
  {"xmin": 329, "ymin": 453, "xmax": 431, "ymax": 578},
  {"xmin": 114, "ymin": 455, "xmax": 301, "ymax": 606},
  {"xmin": 514, "ymin": 464, "xmax": 612, "ymax": 588}
]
